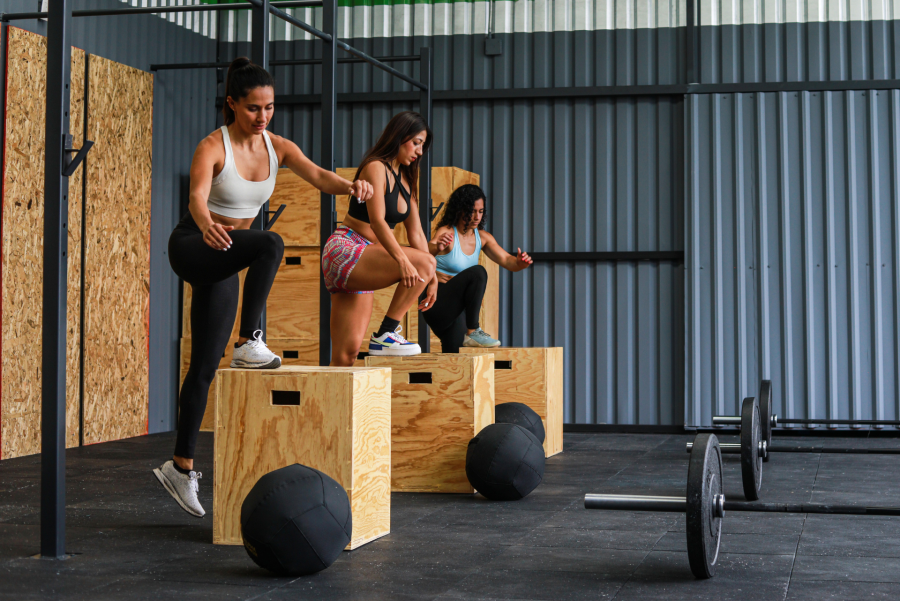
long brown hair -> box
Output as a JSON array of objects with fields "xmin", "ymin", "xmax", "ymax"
[
  {"xmin": 354, "ymin": 111, "xmax": 433, "ymax": 201},
  {"xmin": 222, "ymin": 57, "xmax": 275, "ymax": 126}
]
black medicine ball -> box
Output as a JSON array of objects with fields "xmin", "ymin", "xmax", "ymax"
[
  {"xmin": 241, "ymin": 464, "xmax": 351, "ymax": 576},
  {"xmin": 494, "ymin": 402, "xmax": 545, "ymax": 443},
  {"xmin": 466, "ymin": 423, "xmax": 545, "ymax": 501}
]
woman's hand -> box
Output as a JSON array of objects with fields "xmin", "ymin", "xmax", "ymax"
[
  {"xmin": 399, "ymin": 257, "xmax": 424, "ymax": 288},
  {"xmin": 349, "ymin": 179, "xmax": 374, "ymax": 202},
  {"xmin": 418, "ymin": 278, "xmax": 438, "ymax": 311},
  {"xmin": 203, "ymin": 222, "xmax": 234, "ymax": 251},
  {"xmin": 516, "ymin": 248, "xmax": 533, "ymax": 269},
  {"xmin": 434, "ymin": 231, "xmax": 453, "ymax": 252}
]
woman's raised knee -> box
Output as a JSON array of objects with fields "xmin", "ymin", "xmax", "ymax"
[
  {"xmin": 464, "ymin": 264, "xmax": 487, "ymax": 282},
  {"xmin": 415, "ymin": 252, "xmax": 437, "ymax": 280},
  {"xmin": 261, "ymin": 231, "xmax": 285, "ymax": 259}
]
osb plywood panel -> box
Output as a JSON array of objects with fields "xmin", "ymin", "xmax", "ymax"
[
  {"xmin": 1, "ymin": 28, "xmax": 85, "ymax": 459},
  {"xmin": 459, "ymin": 347, "xmax": 564, "ymax": 457},
  {"xmin": 365, "ymin": 353, "xmax": 494, "ymax": 493},
  {"xmin": 214, "ymin": 366, "xmax": 391, "ymax": 549},
  {"xmin": 182, "ymin": 269, "xmax": 246, "ymax": 339},
  {"xmin": 82, "ymin": 55, "xmax": 152, "ymax": 445}
]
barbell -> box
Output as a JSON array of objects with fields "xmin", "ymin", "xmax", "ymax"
[
  {"xmin": 714, "ymin": 380, "xmax": 900, "ymax": 438},
  {"xmin": 689, "ymin": 397, "xmax": 900, "ymax": 501},
  {"xmin": 585, "ymin": 433, "xmax": 900, "ymax": 580}
]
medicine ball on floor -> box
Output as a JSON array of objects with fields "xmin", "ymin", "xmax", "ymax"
[
  {"xmin": 494, "ymin": 402, "xmax": 545, "ymax": 443},
  {"xmin": 241, "ymin": 464, "xmax": 351, "ymax": 576},
  {"xmin": 466, "ymin": 423, "xmax": 545, "ymax": 501}
]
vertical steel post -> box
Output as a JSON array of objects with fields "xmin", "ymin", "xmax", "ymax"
[
  {"xmin": 42, "ymin": 0, "xmax": 74, "ymax": 559},
  {"xmin": 252, "ymin": 0, "xmax": 270, "ymax": 334},
  {"xmin": 319, "ymin": 0, "xmax": 337, "ymax": 366},
  {"xmin": 686, "ymin": 0, "xmax": 697, "ymax": 83},
  {"xmin": 417, "ymin": 46, "xmax": 433, "ymax": 351}
]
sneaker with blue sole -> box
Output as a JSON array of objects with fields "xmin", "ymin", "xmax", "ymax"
[
  {"xmin": 369, "ymin": 325, "xmax": 421, "ymax": 356},
  {"xmin": 463, "ymin": 328, "xmax": 501, "ymax": 348}
]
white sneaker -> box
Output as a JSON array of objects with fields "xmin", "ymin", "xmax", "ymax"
[
  {"xmin": 230, "ymin": 330, "xmax": 281, "ymax": 369},
  {"xmin": 368, "ymin": 325, "xmax": 422, "ymax": 356},
  {"xmin": 153, "ymin": 460, "xmax": 205, "ymax": 517}
]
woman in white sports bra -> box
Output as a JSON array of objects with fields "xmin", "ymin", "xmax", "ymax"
[{"xmin": 153, "ymin": 58, "xmax": 374, "ymax": 519}]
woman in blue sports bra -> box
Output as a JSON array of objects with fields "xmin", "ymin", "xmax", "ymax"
[{"xmin": 425, "ymin": 184, "xmax": 533, "ymax": 352}]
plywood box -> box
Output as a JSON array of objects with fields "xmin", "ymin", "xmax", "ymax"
[
  {"xmin": 183, "ymin": 337, "xmax": 320, "ymax": 432},
  {"xmin": 365, "ymin": 354, "xmax": 494, "ymax": 493},
  {"xmin": 266, "ymin": 248, "xmax": 320, "ymax": 339},
  {"xmin": 458, "ymin": 347, "xmax": 563, "ymax": 457},
  {"xmin": 214, "ymin": 366, "xmax": 391, "ymax": 549}
]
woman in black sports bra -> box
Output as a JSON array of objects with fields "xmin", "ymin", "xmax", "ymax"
[{"xmin": 321, "ymin": 111, "xmax": 438, "ymax": 365}]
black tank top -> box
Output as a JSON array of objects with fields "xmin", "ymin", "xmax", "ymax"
[{"xmin": 347, "ymin": 163, "xmax": 411, "ymax": 230}]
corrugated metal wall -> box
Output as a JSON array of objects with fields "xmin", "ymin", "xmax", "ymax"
[
  {"xmin": 224, "ymin": 29, "xmax": 688, "ymax": 425},
  {"xmin": 5, "ymin": 0, "xmax": 218, "ymax": 433},
  {"xmin": 686, "ymin": 89, "xmax": 900, "ymax": 427}
]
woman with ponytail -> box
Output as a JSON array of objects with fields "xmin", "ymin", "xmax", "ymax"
[
  {"xmin": 323, "ymin": 111, "xmax": 436, "ymax": 365},
  {"xmin": 153, "ymin": 57, "xmax": 373, "ymax": 518}
]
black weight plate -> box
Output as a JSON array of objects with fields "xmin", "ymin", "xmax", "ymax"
[
  {"xmin": 759, "ymin": 380, "xmax": 773, "ymax": 461},
  {"xmin": 686, "ymin": 433, "xmax": 723, "ymax": 580},
  {"xmin": 740, "ymin": 397, "xmax": 762, "ymax": 501}
]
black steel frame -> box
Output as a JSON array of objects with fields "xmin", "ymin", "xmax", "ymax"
[{"xmin": 3, "ymin": 0, "xmax": 435, "ymax": 560}]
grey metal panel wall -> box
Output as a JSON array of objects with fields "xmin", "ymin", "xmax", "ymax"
[
  {"xmin": 5, "ymin": 0, "xmax": 218, "ymax": 433},
  {"xmin": 699, "ymin": 22, "xmax": 900, "ymax": 83},
  {"xmin": 255, "ymin": 31, "xmax": 686, "ymax": 424},
  {"xmin": 685, "ymin": 89, "xmax": 900, "ymax": 427}
]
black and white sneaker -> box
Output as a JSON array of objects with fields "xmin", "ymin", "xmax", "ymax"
[
  {"xmin": 153, "ymin": 460, "xmax": 205, "ymax": 517},
  {"xmin": 230, "ymin": 330, "xmax": 281, "ymax": 369}
]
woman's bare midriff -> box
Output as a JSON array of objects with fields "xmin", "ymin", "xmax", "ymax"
[{"xmin": 209, "ymin": 211, "xmax": 256, "ymax": 231}]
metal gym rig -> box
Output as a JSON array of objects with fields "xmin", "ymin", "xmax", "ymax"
[{"xmin": 0, "ymin": 0, "xmax": 435, "ymax": 560}]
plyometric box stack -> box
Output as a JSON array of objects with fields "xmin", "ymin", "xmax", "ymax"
[
  {"xmin": 0, "ymin": 27, "xmax": 153, "ymax": 460},
  {"xmin": 181, "ymin": 166, "xmax": 497, "ymax": 431}
]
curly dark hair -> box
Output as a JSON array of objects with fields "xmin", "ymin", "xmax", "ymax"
[{"xmin": 436, "ymin": 184, "xmax": 486, "ymax": 232}]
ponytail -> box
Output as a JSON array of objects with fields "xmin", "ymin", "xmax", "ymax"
[{"xmin": 222, "ymin": 57, "xmax": 275, "ymax": 125}]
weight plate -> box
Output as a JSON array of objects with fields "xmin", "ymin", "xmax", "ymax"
[
  {"xmin": 759, "ymin": 380, "xmax": 773, "ymax": 461},
  {"xmin": 686, "ymin": 433, "xmax": 723, "ymax": 580},
  {"xmin": 740, "ymin": 397, "xmax": 762, "ymax": 501}
]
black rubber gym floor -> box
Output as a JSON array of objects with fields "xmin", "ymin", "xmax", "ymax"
[{"xmin": 2, "ymin": 431, "xmax": 900, "ymax": 600}]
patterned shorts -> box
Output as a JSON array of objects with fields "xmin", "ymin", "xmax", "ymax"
[{"xmin": 322, "ymin": 226, "xmax": 374, "ymax": 294}]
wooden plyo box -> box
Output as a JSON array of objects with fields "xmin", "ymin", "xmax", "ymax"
[
  {"xmin": 213, "ymin": 366, "xmax": 391, "ymax": 549},
  {"xmin": 458, "ymin": 348, "xmax": 563, "ymax": 457},
  {"xmin": 364, "ymin": 354, "xmax": 494, "ymax": 493}
]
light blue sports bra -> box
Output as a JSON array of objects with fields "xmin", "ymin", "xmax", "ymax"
[{"xmin": 435, "ymin": 227, "xmax": 481, "ymax": 277}]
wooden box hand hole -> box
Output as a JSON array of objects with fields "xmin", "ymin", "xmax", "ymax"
[
  {"xmin": 408, "ymin": 372, "xmax": 432, "ymax": 384},
  {"xmin": 282, "ymin": 350, "xmax": 299, "ymax": 359},
  {"xmin": 496, "ymin": 360, "xmax": 513, "ymax": 370},
  {"xmin": 271, "ymin": 390, "xmax": 301, "ymax": 406},
  {"xmin": 285, "ymin": 257, "xmax": 302, "ymax": 265}
]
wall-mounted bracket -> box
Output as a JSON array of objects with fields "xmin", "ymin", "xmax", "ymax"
[
  {"xmin": 62, "ymin": 134, "xmax": 93, "ymax": 177},
  {"xmin": 430, "ymin": 201, "xmax": 444, "ymax": 221},
  {"xmin": 264, "ymin": 203, "xmax": 287, "ymax": 230}
]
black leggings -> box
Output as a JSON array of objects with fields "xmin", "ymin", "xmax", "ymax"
[
  {"xmin": 422, "ymin": 265, "xmax": 488, "ymax": 353},
  {"xmin": 168, "ymin": 214, "xmax": 284, "ymax": 459}
]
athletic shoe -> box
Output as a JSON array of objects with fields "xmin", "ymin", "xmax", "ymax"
[
  {"xmin": 368, "ymin": 325, "xmax": 422, "ymax": 356},
  {"xmin": 463, "ymin": 328, "xmax": 501, "ymax": 348},
  {"xmin": 152, "ymin": 460, "xmax": 205, "ymax": 517},
  {"xmin": 230, "ymin": 330, "xmax": 281, "ymax": 369}
]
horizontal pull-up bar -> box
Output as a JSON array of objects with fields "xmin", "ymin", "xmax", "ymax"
[
  {"xmin": 245, "ymin": 0, "xmax": 332, "ymax": 42},
  {"xmin": 336, "ymin": 41, "xmax": 426, "ymax": 90},
  {"xmin": 1, "ymin": 1, "xmax": 322, "ymax": 21},
  {"xmin": 151, "ymin": 55, "xmax": 420, "ymax": 72}
]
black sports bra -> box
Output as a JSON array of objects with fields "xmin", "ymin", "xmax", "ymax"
[{"xmin": 346, "ymin": 163, "xmax": 411, "ymax": 230}]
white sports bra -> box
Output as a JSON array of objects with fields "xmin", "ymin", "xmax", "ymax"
[{"xmin": 207, "ymin": 125, "xmax": 278, "ymax": 219}]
